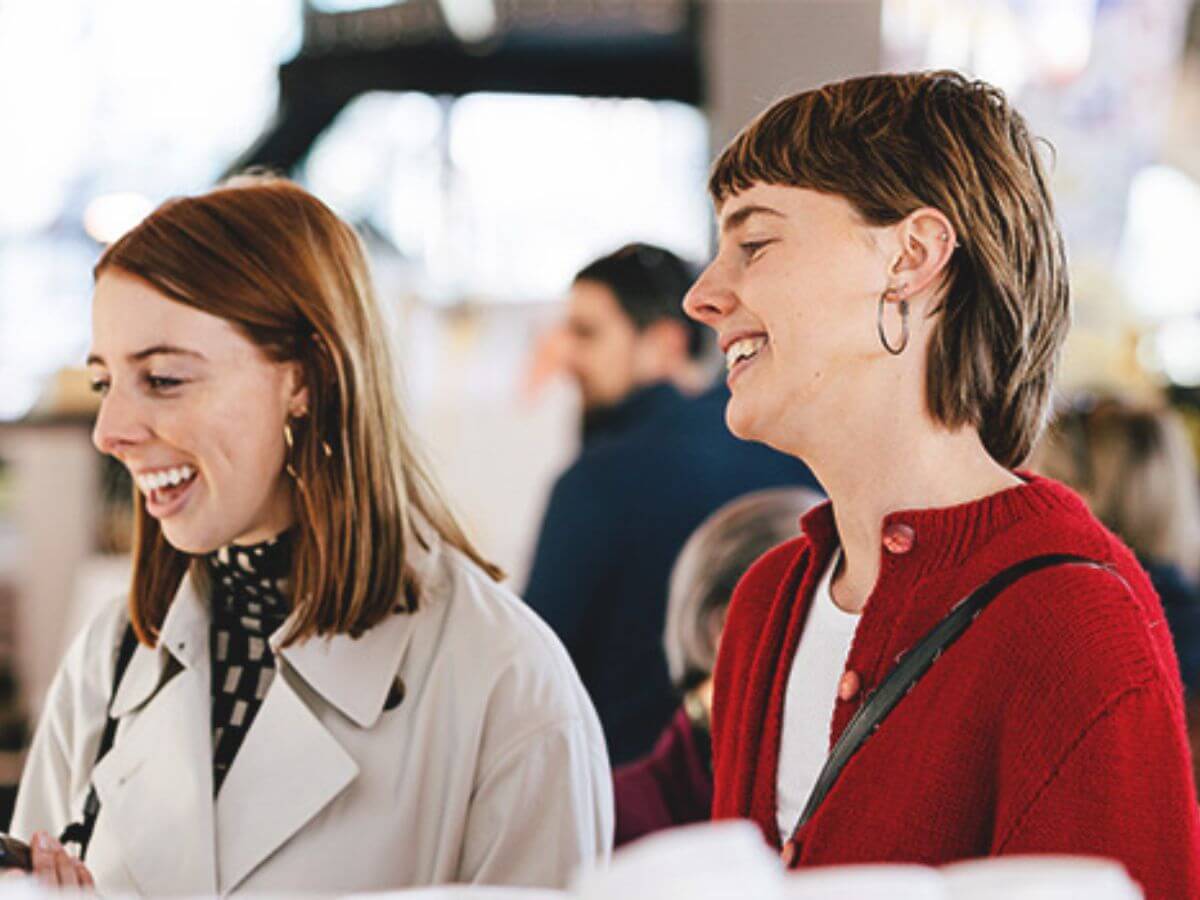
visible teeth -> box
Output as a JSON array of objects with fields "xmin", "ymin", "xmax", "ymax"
[
  {"xmin": 136, "ymin": 464, "xmax": 195, "ymax": 495},
  {"xmin": 725, "ymin": 336, "xmax": 768, "ymax": 370}
]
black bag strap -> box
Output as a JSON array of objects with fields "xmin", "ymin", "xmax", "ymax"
[
  {"xmin": 59, "ymin": 622, "xmax": 138, "ymax": 860},
  {"xmin": 790, "ymin": 553, "xmax": 1123, "ymax": 840}
]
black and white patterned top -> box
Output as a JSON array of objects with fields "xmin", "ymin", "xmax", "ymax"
[{"xmin": 206, "ymin": 533, "xmax": 292, "ymax": 794}]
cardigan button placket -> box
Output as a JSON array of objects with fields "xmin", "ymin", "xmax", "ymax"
[{"xmin": 837, "ymin": 670, "xmax": 861, "ymax": 701}]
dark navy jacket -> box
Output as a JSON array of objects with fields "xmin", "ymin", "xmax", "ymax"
[
  {"xmin": 1143, "ymin": 557, "xmax": 1200, "ymax": 694},
  {"xmin": 523, "ymin": 381, "xmax": 820, "ymax": 764}
]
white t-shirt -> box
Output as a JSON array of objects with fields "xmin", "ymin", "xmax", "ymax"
[{"xmin": 775, "ymin": 550, "xmax": 860, "ymax": 841}]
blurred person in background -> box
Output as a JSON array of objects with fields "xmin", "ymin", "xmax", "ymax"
[
  {"xmin": 614, "ymin": 486, "xmax": 821, "ymax": 847},
  {"xmin": 524, "ymin": 243, "xmax": 819, "ymax": 765},
  {"xmin": 565, "ymin": 243, "xmax": 710, "ymax": 445},
  {"xmin": 12, "ymin": 178, "xmax": 611, "ymax": 894},
  {"xmin": 1034, "ymin": 395, "xmax": 1200, "ymax": 693},
  {"xmin": 683, "ymin": 71, "xmax": 1200, "ymax": 897}
]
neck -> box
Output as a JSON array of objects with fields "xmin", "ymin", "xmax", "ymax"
[{"xmin": 804, "ymin": 422, "xmax": 1021, "ymax": 614}]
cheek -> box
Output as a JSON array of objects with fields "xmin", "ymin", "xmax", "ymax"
[{"xmin": 185, "ymin": 391, "xmax": 287, "ymax": 483}]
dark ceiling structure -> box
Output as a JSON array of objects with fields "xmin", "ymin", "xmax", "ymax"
[{"xmin": 228, "ymin": 0, "xmax": 705, "ymax": 175}]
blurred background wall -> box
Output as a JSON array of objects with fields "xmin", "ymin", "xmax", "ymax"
[{"xmin": 0, "ymin": 0, "xmax": 1198, "ymax": 808}]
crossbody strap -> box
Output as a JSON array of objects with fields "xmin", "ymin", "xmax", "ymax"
[
  {"xmin": 790, "ymin": 553, "xmax": 1123, "ymax": 840},
  {"xmin": 59, "ymin": 622, "xmax": 138, "ymax": 860}
]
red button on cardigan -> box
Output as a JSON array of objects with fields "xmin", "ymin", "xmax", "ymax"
[{"xmin": 881, "ymin": 522, "xmax": 915, "ymax": 554}]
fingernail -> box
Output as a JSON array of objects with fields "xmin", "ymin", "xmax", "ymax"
[{"xmin": 32, "ymin": 832, "xmax": 51, "ymax": 851}]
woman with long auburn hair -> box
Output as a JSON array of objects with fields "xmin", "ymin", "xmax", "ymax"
[
  {"xmin": 10, "ymin": 176, "xmax": 612, "ymax": 894},
  {"xmin": 683, "ymin": 71, "xmax": 1200, "ymax": 898}
]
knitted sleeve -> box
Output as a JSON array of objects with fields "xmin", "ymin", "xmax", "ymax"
[{"xmin": 995, "ymin": 681, "xmax": 1200, "ymax": 900}]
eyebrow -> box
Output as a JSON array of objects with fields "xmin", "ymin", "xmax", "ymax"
[
  {"xmin": 720, "ymin": 204, "xmax": 786, "ymax": 233},
  {"xmin": 86, "ymin": 345, "xmax": 208, "ymax": 367}
]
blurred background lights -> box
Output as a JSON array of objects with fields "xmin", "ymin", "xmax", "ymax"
[
  {"xmin": 83, "ymin": 193, "xmax": 154, "ymax": 246},
  {"xmin": 439, "ymin": 0, "xmax": 498, "ymax": 43},
  {"xmin": 1147, "ymin": 318, "xmax": 1200, "ymax": 387},
  {"xmin": 1118, "ymin": 165, "xmax": 1200, "ymax": 321},
  {"xmin": 310, "ymin": 0, "xmax": 403, "ymax": 10}
]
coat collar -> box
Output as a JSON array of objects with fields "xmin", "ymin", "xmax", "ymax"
[
  {"xmin": 97, "ymin": 532, "xmax": 449, "ymax": 896},
  {"xmin": 109, "ymin": 574, "xmax": 209, "ymax": 719},
  {"xmin": 112, "ymin": 527, "xmax": 451, "ymax": 728},
  {"xmin": 91, "ymin": 574, "xmax": 218, "ymax": 897},
  {"xmin": 271, "ymin": 527, "xmax": 451, "ymax": 728}
]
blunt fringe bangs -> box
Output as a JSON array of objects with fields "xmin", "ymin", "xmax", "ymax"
[{"xmin": 709, "ymin": 70, "xmax": 1070, "ymax": 468}]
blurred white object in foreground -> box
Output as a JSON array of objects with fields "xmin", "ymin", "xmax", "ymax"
[
  {"xmin": 0, "ymin": 824, "xmax": 1143, "ymax": 899},
  {"xmin": 375, "ymin": 887, "xmax": 564, "ymax": 899},
  {"xmin": 576, "ymin": 821, "xmax": 1142, "ymax": 900},
  {"xmin": 942, "ymin": 856, "xmax": 1143, "ymax": 899},
  {"xmin": 784, "ymin": 864, "xmax": 947, "ymax": 899},
  {"xmin": 574, "ymin": 821, "xmax": 782, "ymax": 899}
]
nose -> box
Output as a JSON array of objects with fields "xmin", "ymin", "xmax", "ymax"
[
  {"xmin": 683, "ymin": 258, "xmax": 737, "ymax": 327},
  {"xmin": 92, "ymin": 385, "xmax": 151, "ymax": 458}
]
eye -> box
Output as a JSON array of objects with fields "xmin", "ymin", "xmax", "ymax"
[
  {"xmin": 739, "ymin": 239, "xmax": 775, "ymax": 263},
  {"xmin": 89, "ymin": 379, "xmax": 110, "ymax": 397},
  {"xmin": 145, "ymin": 374, "xmax": 184, "ymax": 392}
]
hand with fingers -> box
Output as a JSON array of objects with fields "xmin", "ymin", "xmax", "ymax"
[{"xmin": 28, "ymin": 832, "xmax": 94, "ymax": 890}]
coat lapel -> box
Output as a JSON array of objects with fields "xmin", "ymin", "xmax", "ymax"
[
  {"xmin": 95, "ymin": 530, "xmax": 449, "ymax": 895},
  {"xmin": 213, "ymin": 671, "xmax": 358, "ymax": 894},
  {"xmin": 211, "ymin": 536, "xmax": 446, "ymax": 893},
  {"xmin": 91, "ymin": 578, "xmax": 217, "ymax": 897}
]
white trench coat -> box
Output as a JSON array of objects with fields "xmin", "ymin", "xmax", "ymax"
[{"xmin": 12, "ymin": 535, "xmax": 613, "ymax": 896}]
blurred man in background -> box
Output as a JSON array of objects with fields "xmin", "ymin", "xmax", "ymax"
[
  {"xmin": 524, "ymin": 243, "xmax": 820, "ymax": 764},
  {"xmin": 564, "ymin": 243, "xmax": 710, "ymax": 445}
]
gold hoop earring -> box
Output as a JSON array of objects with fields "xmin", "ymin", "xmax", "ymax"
[
  {"xmin": 877, "ymin": 287, "xmax": 910, "ymax": 356},
  {"xmin": 283, "ymin": 421, "xmax": 302, "ymax": 482}
]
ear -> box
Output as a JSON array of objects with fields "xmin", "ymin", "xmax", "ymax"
[
  {"xmin": 886, "ymin": 207, "xmax": 958, "ymax": 309},
  {"xmin": 283, "ymin": 360, "xmax": 310, "ymax": 419}
]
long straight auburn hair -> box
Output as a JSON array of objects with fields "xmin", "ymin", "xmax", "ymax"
[{"xmin": 96, "ymin": 176, "xmax": 501, "ymax": 646}]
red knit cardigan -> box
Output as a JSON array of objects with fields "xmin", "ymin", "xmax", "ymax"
[{"xmin": 711, "ymin": 475, "xmax": 1200, "ymax": 899}]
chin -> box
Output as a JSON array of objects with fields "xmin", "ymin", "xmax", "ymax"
[
  {"xmin": 724, "ymin": 395, "xmax": 764, "ymax": 443},
  {"xmin": 158, "ymin": 521, "xmax": 223, "ymax": 556}
]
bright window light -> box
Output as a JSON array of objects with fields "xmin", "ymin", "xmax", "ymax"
[
  {"xmin": 309, "ymin": 0, "xmax": 401, "ymax": 11},
  {"xmin": 303, "ymin": 91, "xmax": 710, "ymax": 305},
  {"xmin": 0, "ymin": 0, "xmax": 301, "ymax": 420},
  {"xmin": 1118, "ymin": 165, "xmax": 1200, "ymax": 321}
]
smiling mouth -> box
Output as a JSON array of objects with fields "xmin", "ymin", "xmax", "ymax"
[
  {"xmin": 725, "ymin": 335, "xmax": 769, "ymax": 375},
  {"xmin": 135, "ymin": 464, "xmax": 199, "ymax": 514}
]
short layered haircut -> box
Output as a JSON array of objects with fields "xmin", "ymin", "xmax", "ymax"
[{"xmin": 709, "ymin": 71, "xmax": 1070, "ymax": 467}]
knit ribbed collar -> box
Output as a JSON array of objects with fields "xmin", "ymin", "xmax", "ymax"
[{"xmin": 797, "ymin": 472, "xmax": 1093, "ymax": 580}]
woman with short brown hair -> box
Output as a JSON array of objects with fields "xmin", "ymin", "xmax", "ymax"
[
  {"xmin": 11, "ymin": 177, "xmax": 612, "ymax": 894},
  {"xmin": 684, "ymin": 71, "xmax": 1199, "ymax": 897}
]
